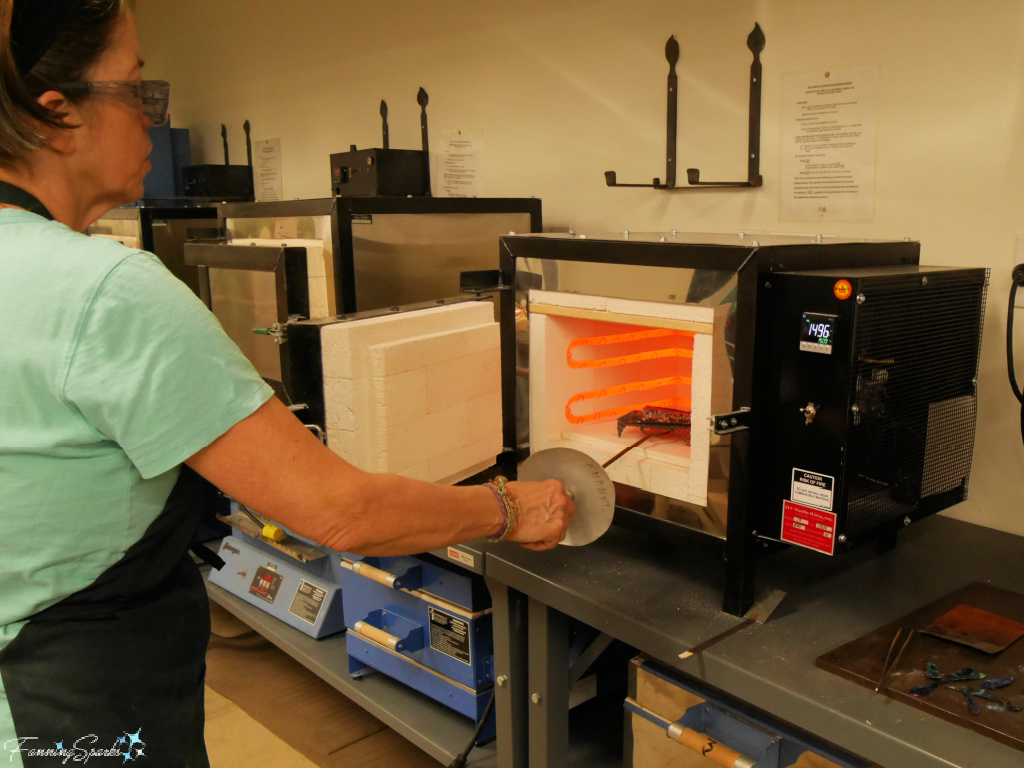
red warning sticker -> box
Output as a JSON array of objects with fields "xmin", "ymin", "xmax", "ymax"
[{"xmin": 780, "ymin": 501, "xmax": 837, "ymax": 556}]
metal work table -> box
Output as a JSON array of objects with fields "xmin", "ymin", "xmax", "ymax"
[{"xmin": 484, "ymin": 514, "xmax": 1024, "ymax": 768}]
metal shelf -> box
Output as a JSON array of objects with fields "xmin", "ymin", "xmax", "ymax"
[{"xmin": 204, "ymin": 574, "xmax": 496, "ymax": 767}]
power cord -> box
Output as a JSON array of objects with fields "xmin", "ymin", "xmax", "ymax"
[
  {"xmin": 1007, "ymin": 264, "xmax": 1024, "ymax": 446},
  {"xmin": 446, "ymin": 689, "xmax": 495, "ymax": 768}
]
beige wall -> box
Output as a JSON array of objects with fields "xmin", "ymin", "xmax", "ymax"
[{"xmin": 137, "ymin": 0, "xmax": 1024, "ymax": 536}]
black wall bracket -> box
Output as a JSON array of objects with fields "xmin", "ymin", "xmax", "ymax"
[{"xmin": 605, "ymin": 23, "xmax": 765, "ymax": 190}]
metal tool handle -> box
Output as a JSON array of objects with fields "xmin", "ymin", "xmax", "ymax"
[
  {"xmin": 666, "ymin": 723, "xmax": 756, "ymax": 768},
  {"xmin": 351, "ymin": 560, "xmax": 400, "ymax": 588},
  {"xmin": 353, "ymin": 620, "xmax": 404, "ymax": 652}
]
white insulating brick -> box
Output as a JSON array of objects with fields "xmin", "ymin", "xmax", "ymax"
[
  {"xmin": 557, "ymin": 430, "xmax": 620, "ymax": 463},
  {"xmin": 646, "ymin": 443, "xmax": 691, "ymax": 466},
  {"xmin": 428, "ymin": 433, "xmax": 503, "ymax": 485},
  {"xmin": 308, "ymin": 275, "xmax": 329, "ymax": 318},
  {"xmin": 320, "ymin": 323, "xmax": 360, "ymax": 381},
  {"xmin": 380, "ymin": 391, "xmax": 501, "ymax": 475},
  {"xmin": 687, "ymin": 333, "xmax": 712, "ymax": 502},
  {"xmin": 550, "ymin": 432, "xmax": 700, "ymax": 504},
  {"xmin": 436, "ymin": 457, "xmax": 496, "ymax": 487},
  {"xmin": 371, "ymin": 368, "xmax": 427, "ymax": 427},
  {"xmin": 321, "ymin": 302, "xmax": 502, "ymax": 480},
  {"xmin": 320, "ymin": 305, "xmax": 456, "ymax": 380},
  {"xmin": 529, "ymin": 289, "xmax": 609, "ymax": 313},
  {"xmin": 605, "ymin": 296, "xmax": 715, "ymax": 325},
  {"xmin": 396, "ymin": 460, "xmax": 432, "ymax": 482},
  {"xmin": 690, "ymin": 334, "xmax": 713, "ymax": 423},
  {"xmin": 687, "ymin": 453, "xmax": 710, "ymax": 503},
  {"xmin": 425, "ymin": 346, "xmax": 500, "ymax": 414},
  {"xmin": 450, "ymin": 301, "xmax": 495, "ymax": 327},
  {"xmin": 326, "ymin": 427, "xmax": 373, "ymax": 471},
  {"xmin": 528, "ymin": 312, "xmax": 550, "ymax": 447},
  {"xmin": 371, "ymin": 322, "xmax": 498, "ymax": 378},
  {"xmin": 605, "ymin": 457, "xmax": 643, "ymax": 488},
  {"xmin": 303, "ymin": 243, "xmax": 326, "ymax": 278},
  {"xmin": 377, "ymin": 408, "xmax": 440, "ymax": 474},
  {"xmin": 323, "ymin": 377, "xmax": 359, "ymax": 432},
  {"xmin": 647, "ymin": 459, "xmax": 696, "ymax": 503}
]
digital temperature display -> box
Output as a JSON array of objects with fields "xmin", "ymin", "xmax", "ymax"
[{"xmin": 800, "ymin": 313, "xmax": 838, "ymax": 355}]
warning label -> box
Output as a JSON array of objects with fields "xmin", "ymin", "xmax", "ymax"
[
  {"xmin": 791, "ymin": 468, "xmax": 834, "ymax": 510},
  {"xmin": 289, "ymin": 580, "xmax": 326, "ymax": 625},
  {"xmin": 781, "ymin": 501, "xmax": 837, "ymax": 555},
  {"xmin": 249, "ymin": 566, "xmax": 283, "ymax": 603},
  {"xmin": 428, "ymin": 607, "xmax": 471, "ymax": 665}
]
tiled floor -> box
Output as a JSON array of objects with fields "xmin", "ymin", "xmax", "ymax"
[{"xmin": 204, "ymin": 603, "xmax": 441, "ymax": 768}]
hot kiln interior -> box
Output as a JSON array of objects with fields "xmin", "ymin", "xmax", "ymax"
[{"xmin": 528, "ymin": 290, "xmax": 728, "ymax": 507}]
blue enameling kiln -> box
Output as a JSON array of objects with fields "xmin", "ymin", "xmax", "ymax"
[{"xmin": 340, "ymin": 553, "xmax": 496, "ymax": 743}]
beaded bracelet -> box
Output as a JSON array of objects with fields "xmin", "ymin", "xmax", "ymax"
[
  {"xmin": 485, "ymin": 475, "xmax": 522, "ymax": 542},
  {"xmin": 495, "ymin": 476, "xmax": 522, "ymax": 539},
  {"xmin": 483, "ymin": 483, "xmax": 507, "ymax": 539}
]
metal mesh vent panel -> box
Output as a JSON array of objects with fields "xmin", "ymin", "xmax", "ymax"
[{"xmin": 844, "ymin": 270, "xmax": 987, "ymax": 538}]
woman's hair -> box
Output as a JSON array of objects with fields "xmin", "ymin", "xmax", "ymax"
[{"xmin": 0, "ymin": 0, "xmax": 123, "ymax": 167}]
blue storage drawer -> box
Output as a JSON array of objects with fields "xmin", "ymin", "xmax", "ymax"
[
  {"xmin": 346, "ymin": 632, "xmax": 496, "ymax": 743},
  {"xmin": 340, "ymin": 560, "xmax": 494, "ymax": 690}
]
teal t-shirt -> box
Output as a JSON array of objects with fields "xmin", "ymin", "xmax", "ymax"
[{"xmin": 0, "ymin": 209, "xmax": 273, "ymax": 758}]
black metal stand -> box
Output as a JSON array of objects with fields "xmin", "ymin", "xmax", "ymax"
[{"xmin": 605, "ymin": 24, "xmax": 765, "ymax": 191}]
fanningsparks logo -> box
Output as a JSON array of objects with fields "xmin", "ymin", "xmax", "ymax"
[{"xmin": 4, "ymin": 729, "xmax": 146, "ymax": 763}]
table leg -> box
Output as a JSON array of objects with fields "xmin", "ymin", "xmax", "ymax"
[
  {"xmin": 528, "ymin": 598, "xmax": 569, "ymax": 768},
  {"xmin": 487, "ymin": 578, "xmax": 529, "ymax": 768}
]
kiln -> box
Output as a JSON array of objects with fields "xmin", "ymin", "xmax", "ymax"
[{"xmin": 497, "ymin": 233, "xmax": 987, "ymax": 615}]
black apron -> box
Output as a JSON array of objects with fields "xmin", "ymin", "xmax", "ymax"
[
  {"xmin": 0, "ymin": 183, "xmax": 214, "ymax": 766},
  {"xmin": 0, "ymin": 180, "xmax": 54, "ymax": 220}
]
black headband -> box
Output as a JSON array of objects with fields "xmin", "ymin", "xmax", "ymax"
[{"xmin": 10, "ymin": 0, "xmax": 86, "ymax": 75}]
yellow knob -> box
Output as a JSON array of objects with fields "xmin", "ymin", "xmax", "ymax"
[{"xmin": 262, "ymin": 525, "xmax": 285, "ymax": 542}]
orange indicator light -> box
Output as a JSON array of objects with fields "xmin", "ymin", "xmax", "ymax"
[{"xmin": 833, "ymin": 280, "xmax": 853, "ymax": 300}]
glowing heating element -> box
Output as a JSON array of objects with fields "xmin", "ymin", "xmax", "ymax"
[
  {"xmin": 565, "ymin": 328, "xmax": 695, "ymax": 423},
  {"xmin": 566, "ymin": 328, "xmax": 695, "ymax": 369},
  {"xmin": 566, "ymin": 380, "xmax": 692, "ymax": 424},
  {"xmin": 529, "ymin": 290, "xmax": 731, "ymax": 507}
]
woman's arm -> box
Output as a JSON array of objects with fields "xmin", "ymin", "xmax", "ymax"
[{"xmin": 185, "ymin": 397, "xmax": 573, "ymax": 554}]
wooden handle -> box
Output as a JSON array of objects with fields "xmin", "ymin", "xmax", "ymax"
[
  {"xmin": 351, "ymin": 561, "xmax": 397, "ymax": 587},
  {"xmin": 671, "ymin": 725, "xmax": 753, "ymax": 768},
  {"xmin": 353, "ymin": 621, "xmax": 401, "ymax": 651}
]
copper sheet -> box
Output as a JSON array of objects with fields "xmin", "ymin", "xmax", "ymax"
[
  {"xmin": 817, "ymin": 582, "xmax": 1024, "ymax": 752},
  {"xmin": 921, "ymin": 604, "xmax": 1024, "ymax": 654}
]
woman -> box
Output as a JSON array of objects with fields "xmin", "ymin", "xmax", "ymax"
[{"xmin": 0, "ymin": 2, "xmax": 573, "ymax": 765}]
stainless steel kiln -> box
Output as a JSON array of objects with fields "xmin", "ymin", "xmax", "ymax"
[
  {"xmin": 88, "ymin": 205, "xmax": 217, "ymax": 297},
  {"xmin": 498, "ymin": 233, "xmax": 987, "ymax": 615},
  {"xmin": 214, "ymin": 197, "xmax": 540, "ymax": 315},
  {"xmin": 183, "ymin": 197, "xmax": 540, "ymax": 405}
]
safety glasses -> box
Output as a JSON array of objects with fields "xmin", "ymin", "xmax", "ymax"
[{"xmin": 58, "ymin": 79, "xmax": 171, "ymax": 126}]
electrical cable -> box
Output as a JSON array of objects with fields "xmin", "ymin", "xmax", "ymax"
[
  {"xmin": 1007, "ymin": 264, "xmax": 1024, "ymax": 403},
  {"xmin": 446, "ymin": 689, "xmax": 495, "ymax": 768},
  {"xmin": 1007, "ymin": 264, "xmax": 1024, "ymax": 446}
]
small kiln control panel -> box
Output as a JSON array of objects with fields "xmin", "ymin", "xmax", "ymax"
[{"xmin": 799, "ymin": 312, "xmax": 838, "ymax": 355}]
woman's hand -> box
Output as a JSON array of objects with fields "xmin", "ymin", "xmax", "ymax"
[{"xmin": 505, "ymin": 479, "xmax": 574, "ymax": 550}]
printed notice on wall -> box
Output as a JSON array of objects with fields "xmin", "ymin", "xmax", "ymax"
[
  {"xmin": 781, "ymin": 64, "xmax": 878, "ymax": 222},
  {"xmin": 254, "ymin": 138, "xmax": 283, "ymax": 202},
  {"xmin": 437, "ymin": 129, "xmax": 482, "ymax": 198}
]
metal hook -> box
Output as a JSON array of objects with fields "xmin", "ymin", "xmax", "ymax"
[{"xmin": 605, "ymin": 24, "xmax": 765, "ymax": 191}]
